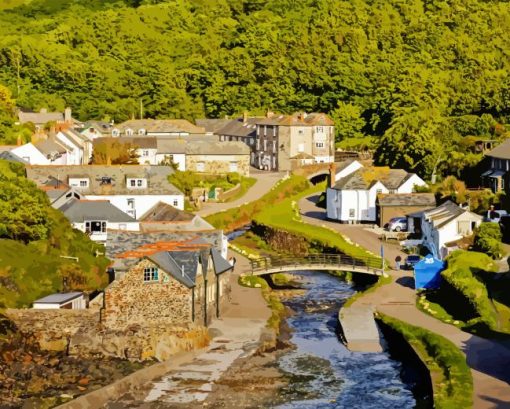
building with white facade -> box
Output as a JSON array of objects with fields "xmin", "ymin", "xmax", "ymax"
[
  {"xmin": 26, "ymin": 165, "xmax": 184, "ymax": 219},
  {"xmin": 326, "ymin": 166, "xmax": 427, "ymax": 223},
  {"xmin": 407, "ymin": 201, "xmax": 483, "ymax": 259}
]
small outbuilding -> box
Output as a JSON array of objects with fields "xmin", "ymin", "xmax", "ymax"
[
  {"xmin": 376, "ymin": 193, "xmax": 436, "ymax": 227},
  {"xmin": 413, "ymin": 255, "xmax": 445, "ymax": 290},
  {"xmin": 32, "ymin": 292, "xmax": 86, "ymax": 309}
]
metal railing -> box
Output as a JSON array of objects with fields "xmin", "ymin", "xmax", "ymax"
[{"xmin": 250, "ymin": 254, "xmax": 383, "ymax": 275}]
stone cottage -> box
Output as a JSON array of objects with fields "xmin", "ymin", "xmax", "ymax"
[{"xmin": 104, "ymin": 241, "xmax": 233, "ymax": 328}]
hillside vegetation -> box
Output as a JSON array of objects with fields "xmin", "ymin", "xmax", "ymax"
[
  {"xmin": 0, "ymin": 160, "xmax": 109, "ymax": 308},
  {"xmin": 0, "ymin": 0, "xmax": 509, "ymax": 178}
]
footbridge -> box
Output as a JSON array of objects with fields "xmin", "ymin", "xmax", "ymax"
[{"xmin": 250, "ymin": 254, "xmax": 384, "ymax": 276}]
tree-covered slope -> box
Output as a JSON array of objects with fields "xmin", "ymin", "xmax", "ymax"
[
  {"xmin": 0, "ymin": 160, "xmax": 110, "ymax": 308},
  {"xmin": 0, "ymin": 0, "xmax": 509, "ymax": 177}
]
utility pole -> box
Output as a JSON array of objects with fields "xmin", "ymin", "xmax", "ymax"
[{"xmin": 140, "ymin": 99, "xmax": 143, "ymax": 120}]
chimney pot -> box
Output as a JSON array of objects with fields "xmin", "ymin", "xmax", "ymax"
[
  {"xmin": 243, "ymin": 111, "xmax": 248, "ymax": 124},
  {"xmin": 64, "ymin": 107, "xmax": 72, "ymax": 123},
  {"xmin": 329, "ymin": 163, "xmax": 336, "ymax": 188}
]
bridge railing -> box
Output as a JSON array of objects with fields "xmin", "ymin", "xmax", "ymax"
[{"xmin": 250, "ymin": 253, "xmax": 383, "ymax": 274}]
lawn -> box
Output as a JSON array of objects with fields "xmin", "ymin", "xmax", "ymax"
[{"xmin": 378, "ymin": 313, "xmax": 473, "ymax": 409}]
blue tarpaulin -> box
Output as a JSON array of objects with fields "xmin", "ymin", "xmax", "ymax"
[{"xmin": 413, "ymin": 255, "xmax": 445, "ymax": 290}]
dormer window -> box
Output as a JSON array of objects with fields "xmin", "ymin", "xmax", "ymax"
[
  {"xmin": 138, "ymin": 128, "xmax": 146, "ymax": 135},
  {"xmin": 111, "ymin": 129, "xmax": 120, "ymax": 137},
  {"xmin": 69, "ymin": 177, "xmax": 90, "ymax": 189},
  {"xmin": 127, "ymin": 178, "xmax": 146, "ymax": 188},
  {"xmin": 101, "ymin": 176, "xmax": 112, "ymax": 185},
  {"xmin": 126, "ymin": 128, "xmax": 134, "ymax": 136}
]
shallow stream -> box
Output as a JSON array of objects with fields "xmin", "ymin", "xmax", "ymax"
[{"xmin": 272, "ymin": 271, "xmax": 420, "ymax": 409}]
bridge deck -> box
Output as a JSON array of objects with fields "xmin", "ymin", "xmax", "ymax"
[
  {"xmin": 339, "ymin": 304, "xmax": 383, "ymax": 352},
  {"xmin": 250, "ymin": 254, "xmax": 384, "ymax": 276}
]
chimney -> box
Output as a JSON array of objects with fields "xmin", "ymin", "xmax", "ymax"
[
  {"xmin": 243, "ymin": 111, "xmax": 248, "ymax": 124},
  {"xmin": 64, "ymin": 107, "xmax": 72, "ymax": 123},
  {"xmin": 266, "ymin": 110, "xmax": 274, "ymax": 119},
  {"xmin": 329, "ymin": 162, "xmax": 336, "ymax": 189}
]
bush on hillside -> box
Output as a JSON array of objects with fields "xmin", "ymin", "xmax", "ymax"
[{"xmin": 473, "ymin": 222, "xmax": 503, "ymax": 259}]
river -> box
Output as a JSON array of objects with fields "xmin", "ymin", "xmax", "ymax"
[{"xmin": 272, "ymin": 270, "xmax": 420, "ymax": 409}]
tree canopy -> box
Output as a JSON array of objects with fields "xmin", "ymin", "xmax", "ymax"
[{"xmin": 0, "ymin": 0, "xmax": 509, "ymax": 178}]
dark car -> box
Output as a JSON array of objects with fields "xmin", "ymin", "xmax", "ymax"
[{"xmin": 404, "ymin": 255, "xmax": 421, "ymax": 270}]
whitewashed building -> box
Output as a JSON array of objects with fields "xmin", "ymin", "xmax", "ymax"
[
  {"xmin": 407, "ymin": 201, "xmax": 483, "ymax": 259},
  {"xmin": 326, "ymin": 167, "xmax": 427, "ymax": 223},
  {"xmin": 11, "ymin": 140, "xmax": 68, "ymax": 165},
  {"xmin": 26, "ymin": 165, "xmax": 184, "ymax": 219},
  {"xmin": 33, "ymin": 292, "xmax": 86, "ymax": 309}
]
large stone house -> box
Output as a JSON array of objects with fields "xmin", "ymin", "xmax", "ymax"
[
  {"xmin": 326, "ymin": 166, "xmax": 427, "ymax": 223},
  {"xmin": 483, "ymin": 139, "xmax": 510, "ymax": 192},
  {"xmin": 104, "ymin": 241, "xmax": 233, "ymax": 327},
  {"xmin": 17, "ymin": 107, "xmax": 76, "ymax": 130},
  {"xmin": 26, "ymin": 165, "xmax": 184, "ymax": 219},
  {"xmin": 407, "ymin": 201, "xmax": 483, "ymax": 259},
  {"xmin": 185, "ymin": 140, "xmax": 250, "ymax": 176},
  {"xmin": 254, "ymin": 112, "xmax": 335, "ymax": 171}
]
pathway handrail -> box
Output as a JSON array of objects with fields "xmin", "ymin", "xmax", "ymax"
[{"xmin": 250, "ymin": 253, "xmax": 383, "ymax": 274}]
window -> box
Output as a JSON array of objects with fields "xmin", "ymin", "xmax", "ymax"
[
  {"xmin": 256, "ymin": 140, "xmax": 260, "ymax": 150},
  {"xmin": 263, "ymin": 140, "xmax": 267, "ymax": 151},
  {"xmin": 349, "ymin": 209, "xmax": 355, "ymax": 218},
  {"xmin": 316, "ymin": 126, "xmax": 324, "ymax": 133},
  {"xmin": 138, "ymin": 128, "xmax": 146, "ymax": 135},
  {"xmin": 298, "ymin": 129, "xmax": 304, "ymax": 135},
  {"xmin": 316, "ymin": 142, "xmax": 324, "ymax": 148},
  {"xmin": 111, "ymin": 129, "xmax": 119, "ymax": 137},
  {"xmin": 272, "ymin": 141, "xmax": 276, "ymax": 151},
  {"xmin": 101, "ymin": 177, "xmax": 112, "ymax": 185},
  {"xmin": 143, "ymin": 267, "xmax": 159, "ymax": 282},
  {"xmin": 79, "ymin": 180, "xmax": 88, "ymax": 187},
  {"xmin": 173, "ymin": 199, "xmax": 178, "ymax": 206},
  {"xmin": 264, "ymin": 125, "xmax": 267, "ymax": 136},
  {"xmin": 119, "ymin": 224, "xmax": 126, "ymax": 230},
  {"xmin": 126, "ymin": 128, "xmax": 133, "ymax": 136},
  {"xmin": 137, "ymin": 179, "xmax": 143, "ymax": 187},
  {"xmin": 298, "ymin": 143, "xmax": 304, "ymax": 152},
  {"xmin": 272, "ymin": 155, "xmax": 276, "ymax": 169},
  {"xmin": 142, "ymin": 150, "xmax": 149, "ymax": 157},
  {"xmin": 376, "ymin": 189, "xmax": 383, "ymax": 194},
  {"xmin": 229, "ymin": 162, "xmax": 238, "ymax": 172},
  {"xmin": 130, "ymin": 180, "xmax": 136, "ymax": 187},
  {"xmin": 196, "ymin": 162, "xmax": 205, "ymax": 172},
  {"xmin": 127, "ymin": 198, "xmax": 135, "ymax": 209}
]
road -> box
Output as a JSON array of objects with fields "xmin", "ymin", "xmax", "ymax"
[{"xmin": 299, "ymin": 193, "xmax": 510, "ymax": 409}]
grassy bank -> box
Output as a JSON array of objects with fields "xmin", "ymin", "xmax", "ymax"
[
  {"xmin": 418, "ymin": 250, "xmax": 510, "ymax": 337},
  {"xmin": 205, "ymin": 175, "xmax": 310, "ymax": 232},
  {"xmin": 343, "ymin": 274, "xmax": 392, "ymax": 308},
  {"xmin": 253, "ymin": 181, "xmax": 380, "ymax": 263},
  {"xmin": 378, "ymin": 313, "xmax": 473, "ymax": 409}
]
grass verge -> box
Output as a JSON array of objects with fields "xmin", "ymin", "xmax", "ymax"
[
  {"xmin": 222, "ymin": 177, "xmax": 257, "ymax": 202},
  {"xmin": 343, "ymin": 274, "xmax": 392, "ymax": 308},
  {"xmin": 378, "ymin": 313, "xmax": 473, "ymax": 409}
]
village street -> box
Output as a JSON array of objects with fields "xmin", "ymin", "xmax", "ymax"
[{"xmin": 299, "ymin": 193, "xmax": 510, "ymax": 409}]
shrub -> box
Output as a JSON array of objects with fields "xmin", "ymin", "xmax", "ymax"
[{"xmin": 473, "ymin": 222, "xmax": 503, "ymax": 259}]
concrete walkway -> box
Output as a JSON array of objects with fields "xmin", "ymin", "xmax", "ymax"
[
  {"xmin": 96, "ymin": 255, "xmax": 272, "ymax": 408},
  {"xmin": 299, "ymin": 193, "xmax": 510, "ymax": 409},
  {"xmin": 196, "ymin": 169, "xmax": 284, "ymax": 217}
]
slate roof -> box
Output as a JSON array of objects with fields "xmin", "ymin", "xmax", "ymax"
[
  {"xmin": 486, "ymin": 139, "xmax": 510, "ymax": 159},
  {"xmin": 34, "ymin": 139, "xmax": 67, "ymax": 155},
  {"xmin": 33, "ymin": 292, "xmax": 83, "ymax": 304},
  {"xmin": 58, "ymin": 199, "xmax": 136, "ymax": 222},
  {"xmin": 18, "ymin": 109, "xmax": 64, "ymax": 125},
  {"xmin": 211, "ymin": 247, "xmax": 233, "ymax": 275},
  {"xmin": 0, "ymin": 151, "xmax": 28, "ymax": 164},
  {"xmin": 156, "ymin": 138, "xmax": 187, "ymax": 154},
  {"xmin": 185, "ymin": 141, "xmax": 250, "ymax": 155},
  {"xmin": 26, "ymin": 165, "xmax": 182, "ymax": 196},
  {"xmin": 139, "ymin": 201, "xmax": 195, "ymax": 222},
  {"xmin": 115, "ymin": 119, "xmax": 205, "ymax": 134},
  {"xmin": 92, "ymin": 137, "xmax": 157, "ymax": 149},
  {"xmin": 333, "ymin": 167, "xmax": 412, "ymax": 190},
  {"xmin": 410, "ymin": 200, "xmax": 482, "ymax": 229},
  {"xmin": 214, "ymin": 118, "xmax": 259, "ymax": 138},
  {"xmin": 147, "ymin": 250, "xmax": 198, "ymax": 288},
  {"xmin": 195, "ymin": 118, "xmax": 233, "ymax": 134},
  {"xmin": 256, "ymin": 112, "xmax": 334, "ymax": 126},
  {"xmin": 83, "ymin": 121, "xmax": 114, "ymax": 134},
  {"xmin": 377, "ymin": 193, "xmax": 436, "ymax": 207}
]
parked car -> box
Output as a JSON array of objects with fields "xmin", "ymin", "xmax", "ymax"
[
  {"xmin": 485, "ymin": 209, "xmax": 508, "ymax": 223},
  {"xmin": 404, "ymin": 255, "xmax": 421, "ymax": 270},
  {"xmin": 388, "ymin": 217, "xmax": 408, "ymax": 232}
]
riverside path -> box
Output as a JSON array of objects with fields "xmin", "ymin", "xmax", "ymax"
[{"xmin": 299, "ymin": 193, "xmax": 510, "ymax": 409}]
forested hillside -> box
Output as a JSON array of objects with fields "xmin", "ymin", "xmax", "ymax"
[{"xmin": 0, "ymin": 0, "xmax": 509, "ymax": 177}]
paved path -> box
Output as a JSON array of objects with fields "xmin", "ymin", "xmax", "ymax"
[
  {"xmin": 196, "ymin": 169, "xmax": 284, "ymax": 217},
  {"xmin": 299, "ymin": 193, "xmax": 510, "ymax": 409},
  {"xmin": 105, "ymin": 255, "xmax": 271, "ymax": 408}
]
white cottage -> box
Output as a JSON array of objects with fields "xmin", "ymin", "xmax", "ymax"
[
  {"xmin": 33, "ymin": 292, "xmax": 86, "ymax": 309},
  {"xmin": 326, "ymin": 166, "xmax": 426, "ymax": 223},
  {"xmin": 407, "ymin": 201, "xmax": 483, "ymax": 259},
  {"xmin": 26, "ymin": 165, "xmax": 184, "ymax": 219}
]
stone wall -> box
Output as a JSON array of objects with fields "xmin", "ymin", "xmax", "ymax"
[
  {"xmin": 5, "ymin": 309, "xmax": 210, "ymax": 361},
  {"xmin": 252, "ymin": 222, "xmax": 310, "ymax": 255},
  {"xmin": 104, "ymin": 259, "xmax": 192, "ymax": 328},
  {"xmin": 186, "ymin": 154, "xmax": 250, "ymax": 176}
]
